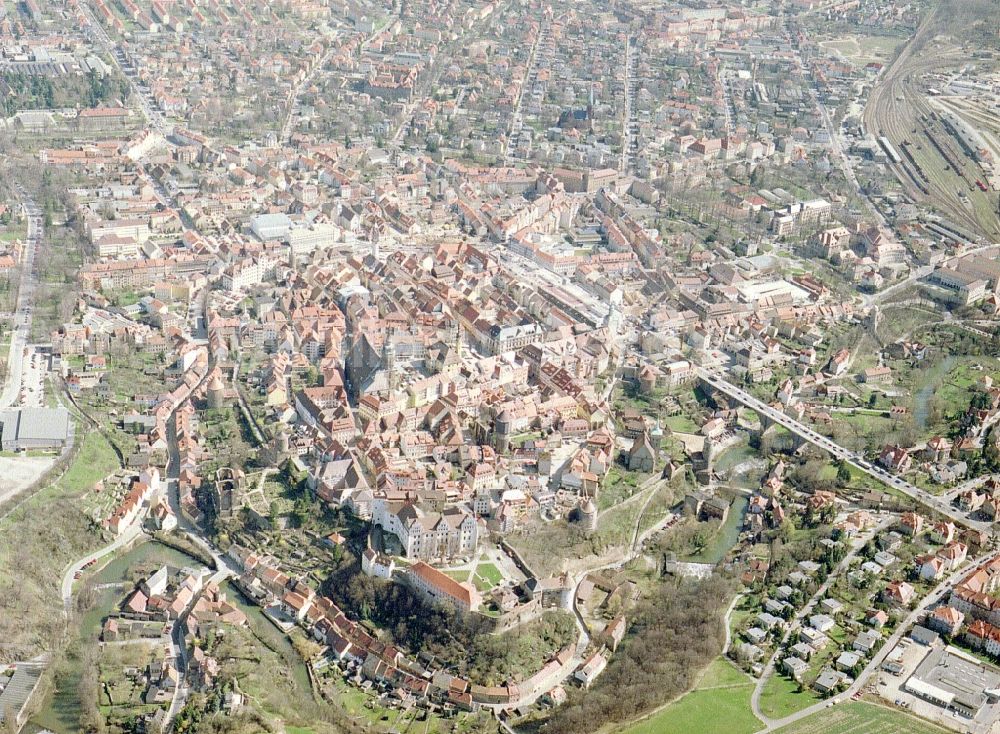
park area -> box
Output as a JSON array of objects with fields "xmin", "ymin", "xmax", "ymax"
[
  {"xmin": 622, "ymin": 657, "xmax": 761, "ymax": 734},
  {"xmin": 818, "ymin": 34, "xmax": 903, "ymax": 66}
]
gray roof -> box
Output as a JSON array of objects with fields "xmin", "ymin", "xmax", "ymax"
[{"xmin": 14, "ymin": 407, "xmax": 70, "ymax": 441}]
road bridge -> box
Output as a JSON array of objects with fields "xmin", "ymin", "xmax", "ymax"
[{"xmin": 694, "ymin": 366, "xmax": 990, "ymax": 531}]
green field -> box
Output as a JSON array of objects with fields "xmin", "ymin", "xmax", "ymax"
[
  {"xmin": 759, "ymin": 672, "xmax": 822, "ymax": 719},
  {"xmin": 775, "ymin": 701, "xmax": 950, "ymax": 734},
  {"xmin": 819, "ymin": 35, "xmax": 903, "ymax": 65},
  {"xmin": 58, "ymin": 430, "xmax": 121, "ymax": 494},
  {"xmin": 664, "ymin": 414, "xmax": 699, "ymax": 434},
  {"xmin": 622, "ymin": 658, "xmax": 761, "ymax": 734},
  {"xmin": 695, "ymin": 657, "xmax": 755, "ymax": 688},
  {"xmin": 475, "ymin": 562, "xmax": 503, "ymax": 586}
]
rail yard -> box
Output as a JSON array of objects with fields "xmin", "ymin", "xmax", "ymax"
[{"xmin": 864, "ymin": 1, "xmax": 1000, "ymax": 243}]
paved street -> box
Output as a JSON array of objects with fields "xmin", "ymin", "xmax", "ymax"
[
  {"xmin": 61, "ymin": 524, "xmax": 147, "ymax": 614},
  {"xmin": 0, "ymin": 187, "xmax": 42, "ymax": 410},
  {"xmin": 758, "ymin": 549, "xmax": 1000, "ymax": 732},
  {"xmin": 750, "ymin": 518, "xmax": 892, "ymax": 725}
]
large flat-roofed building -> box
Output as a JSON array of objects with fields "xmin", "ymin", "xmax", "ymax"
[
  {"xmin": 904, "ymin": 645, "xmax": 1000, "ymax": 720},
  {"xmin": 0, "ymin": 407, "xmax": 71, "ymax": 452}
]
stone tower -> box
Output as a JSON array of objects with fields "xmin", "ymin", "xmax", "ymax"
[
  {"xmin": 383, "ymin": 334, "xmax": 399, "ymax": 394},
  {"xmin": 577, "ymin": 497, "xmax": 598, "ymax": 533},
  {"xmin": 207, "ymin": 373, "xmax": 225, "ymax": 410}
]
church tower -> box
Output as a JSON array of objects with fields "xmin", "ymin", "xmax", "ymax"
[{"xmin": 383, "ymin": 331, "xmax": 399, "ymax": 394}]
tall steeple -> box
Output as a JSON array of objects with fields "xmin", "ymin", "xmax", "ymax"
[{"xmin": 383, "ymin": 329, "xmax": 399, "ymax": 394}]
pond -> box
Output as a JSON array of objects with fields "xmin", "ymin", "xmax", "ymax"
[
  {"xmin": 28, "ymin": 541, "xmax": 205, "ymax": 734},
  {"xmin": 682, "ymin": 494, "xmax": 749, "ymax": 565}
]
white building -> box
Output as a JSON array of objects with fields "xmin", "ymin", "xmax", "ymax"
[{"xmin": 371, "ymin": 499, "xmax": 478, "ymax": 561}]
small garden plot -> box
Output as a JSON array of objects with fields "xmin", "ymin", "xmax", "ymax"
[{"xmin": 472, "ymin": 562, "xmax": 504, "ymax": 591}]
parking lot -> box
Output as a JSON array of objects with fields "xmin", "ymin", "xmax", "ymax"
[
  {"xmin": 18, "ymin": 347, "xmax": 46, "ymax": 408},
  {"xmin": 0, "ymin": 454, "xmax": 57, "ymax": 507},
  {"xmin": 877, "ymin": 639, "xmax": 1000, "ymax": 733}
]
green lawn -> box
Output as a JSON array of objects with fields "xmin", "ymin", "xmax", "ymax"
[
  {"xmin": 775, "ymin": 701, "xmax": 950, "ymax": 734},
  {"xmin": 759, "ymin": 672, "xmax": 821, "ymax": 719},
  {"xmin": 475, "ymin": 562, "xmax": 503, "ymax": 585},
  {"xmin": 599, "ymin": 467, "xmax": 642, "ymax": 511},
  {"xmin": 695, "ymin": 657, "xmax": 755, "ymax": 688},
  {"xmin": 58, "ymin": 430, "xmax": 121, "ymax": 493},
  {"xmin": 464, "ymin": 562, "xmax": 501, "ymax": 592},
  {"xmin": 664, "ymin": 414, "xmax": 699, "ymax": 434},
  {"xmin": 622, "ymin": 657, "xmax": 760, "ymax": 734}
]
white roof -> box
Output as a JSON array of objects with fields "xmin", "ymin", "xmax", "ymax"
[
  {"xmin": 905, "ymin": 676, "xmax": 954, "ymax": 705},
  {"xmin": 501, "ymin": 489, "xmax": 527, "ymax": 503}
]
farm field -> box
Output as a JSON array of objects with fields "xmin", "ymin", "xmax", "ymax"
[{"xmin": 774, "ymin": 701, "xmax": 950, "ymax": 734}]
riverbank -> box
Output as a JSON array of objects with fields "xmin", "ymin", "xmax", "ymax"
[
  {"xmin": 28, "ymin": 541, "xmax": 205, "ymax": 734},
  {"xmin": 682, "ymin": 494, "xmax": 749, "ymax": 565}
]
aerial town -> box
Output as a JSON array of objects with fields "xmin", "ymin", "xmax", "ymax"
[{"xmin": 0, "ymin": 0, "xmax": 997, "ymax": 733}]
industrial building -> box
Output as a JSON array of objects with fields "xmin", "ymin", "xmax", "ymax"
[{"xmin": 0, "ymin": 407, "xmax": 71, "ymax": 452}]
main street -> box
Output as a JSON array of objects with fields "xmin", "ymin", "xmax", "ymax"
[
  {"xmin": 502, "ymin": 16, "xmax": 548, "ymax": 164},
  {"xmin": 0, "ymin": 187, "xmax": 42, "ymax": 410},
  {"xmin": 620, "ymin": 38, "xmax": 640, "ymax": 173},
  {"xmin": 78, "ymin": 2, "xmax": 167, "ymax": 135},
  {"xmin": 280, "ymin": 43, "xmax": 338, "ymax": 144},
  {"xmin": 807, "ymin": 78, "xmax": 886, "ymax": 230},
  {"xmin": 695, "ymin": 366, "xmax": 990, "ymax": 532}
]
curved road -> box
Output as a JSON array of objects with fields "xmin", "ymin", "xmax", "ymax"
[
  {"xmin": 755, "ymin": 548, "xmax": 1000, "ymax": 732},
  {"xmin": 749, "ymin": 518, "xmax": 892, "ymax": 725},
  {"xmin": 60, "ymin": 524, "xmax": 147, "ymax": 615}
]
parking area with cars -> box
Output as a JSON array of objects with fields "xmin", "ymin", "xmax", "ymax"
[
  {"xmin": 877, "ymin": 638, "xmax": 1000, "ymax": 734},
  {"xmin": 17, "ymin": 347, "xmax": 46, "ymax": 408}
]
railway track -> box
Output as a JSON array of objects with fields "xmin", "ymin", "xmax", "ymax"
[{"xmin": 864, "ymin": 7, "xmax": 999, "ymax": 240}]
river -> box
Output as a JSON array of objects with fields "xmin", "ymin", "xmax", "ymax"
[
  {"xmin": 682, "ymin": 494, "xmax": 749, "ymax": 564},
  {"xmin": 27, "ymin": 541, "xmax": 205, "ymax": 734}
]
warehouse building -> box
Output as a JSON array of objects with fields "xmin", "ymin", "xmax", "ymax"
[{"xmin": 0, "ymin": 407, "xmax": 71, "ymax": 452}]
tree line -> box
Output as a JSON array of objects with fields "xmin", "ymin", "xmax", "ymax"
[
  {"xmin": 0, "ymin": 70, "xmax": 130, "ymax": 117},
  {"xmin": 539, "ymin": 574, "xmax": 736, "ymax": 734}
]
